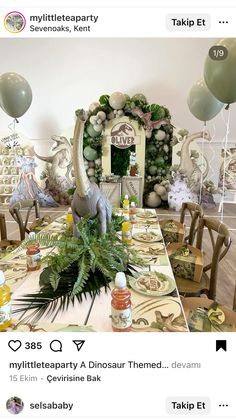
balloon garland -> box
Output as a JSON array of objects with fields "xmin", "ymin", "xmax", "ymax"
[{"xmin": 77, "ymin": 92, "xmax": 174, "ymax": 207}]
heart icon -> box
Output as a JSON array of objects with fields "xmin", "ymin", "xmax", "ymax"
[{"xmin": 8, "ymin": 340, "xmax": 22, "ymax": 352}]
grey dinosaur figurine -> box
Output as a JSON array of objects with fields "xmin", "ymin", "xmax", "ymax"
[{"xmin": 71, "ymin": 110, "xmax": 112, "ymax": 236}]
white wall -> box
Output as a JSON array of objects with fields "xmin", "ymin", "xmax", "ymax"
[
  {"xmin": 0, "ymin": 38, "xmax": 235, "ymax": 191},
  {"xmin": 1, "ymin": 38, "xmax": 236, "ymax": 140}
]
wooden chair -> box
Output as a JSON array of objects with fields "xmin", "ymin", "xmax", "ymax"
[
  {"xmin": 0, "ymin": 213, "xmax": 20, "ymax": 252},
  {"xmin": 180, "ymin": 202, "xmax": 204, "ymax": 245},
  {"xmin": 175, "ymin": 217, "xmax": 231, "ymax": 301},
  {"xmin": 233, "ymin": 284, "xmax": 236, "ymax": 311},
  {"xmin": 9, "ymin": 199, "xmax": 40, "ymax": 241},
  {"xmin": 182, "ymin": 297, "xmax": 236, "ymax": 330}
]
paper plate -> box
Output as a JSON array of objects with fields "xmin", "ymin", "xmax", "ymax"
[
  {"xmin": 137, "ymin": 211, "xmax": 157, "ymax": 219},
  {"xmin": 133, "ymin": 231, "xmax": 162, "ymax": 243},
  {"xmin": 128, "ymin": 271, "xmax": 176, "ymax": 297}
]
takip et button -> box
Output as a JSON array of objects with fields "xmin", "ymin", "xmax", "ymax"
[
  {"xmin": 166, "ymin": 14, "xmax": 211, "ymax": 31},
  {"xmin": 166, "ymin": 397, "xmax": 211, "ymax": 415}
]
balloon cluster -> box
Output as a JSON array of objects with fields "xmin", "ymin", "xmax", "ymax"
[
  {"xmin": 188, "ymin": 38, "xmax": 236, "ymax": 121},
  {"xmin": 0, "ymin": 72, "xmax": 32, "ymax": 119},
  {"xmin": 77, "ymin": 92, "xmax": 173, "ymax": 199}
]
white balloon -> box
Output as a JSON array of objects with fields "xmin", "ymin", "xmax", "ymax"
[
  {"xmin": 89, "ymin": 102, "xmax": 100, "ymax": 112},
  {"xmin": 109, "ymin": 92, "xmax": 126, "ymax": 110},
  {"xmin": 89, "ymin": 115, "xmax": 97, "ymax": 124},
  {"xmin": 87, "ymin": 167, "xmax": 95, "ymax": 176},
  {"xmin": 97, "ymin": 111, "xmax": 106, "ymax": 121},
  {"xmin": 95, "ymin": 158, "xmax": 101, "ymax": 166},
  {"xmin": 93, "ymin": 124, "xmax": 103, "ymax": 133},
  {"xmin": 155, "ymin": 130, "xmax": 166, "ymax": 141}
]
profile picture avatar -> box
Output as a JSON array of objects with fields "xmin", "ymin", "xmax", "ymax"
[
  {"xmin": 4, "ymin": 11, "xmax": 26, "ymax": 33},
  {"xmin": 6, "ymin": 397, "xmax": 24, "ymax": 415}
]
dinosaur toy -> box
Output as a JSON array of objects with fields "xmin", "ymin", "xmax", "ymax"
[
  {"xmin": 177, "ymin": 130, "xmax": 211, "ymax": 188},
  {"xmin": 71, "ymin": 110, "xmax": 112, "ymax": 236},
  {"xmin": 33, "ymin": 135, "xmax": 72, "ymax": 181}
]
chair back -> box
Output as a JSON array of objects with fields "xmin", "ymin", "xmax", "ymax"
[
  {"xmin": 233, "ymin": 283, "xmax": 236, "ymax": 311},
  {"xmin": 9, "ymin": 199, "xmax": 40, "ymax": 241},
  {"xmin": 180, "ymin": 202, "xmax": 204, "ymax": 245},
  {"xmin": 196, "ymin": 217, "xmax": 231, "ymax": 300},
  {"xmin": 0, "ymin": 213, "xmax": 7, "ymax": 241}
]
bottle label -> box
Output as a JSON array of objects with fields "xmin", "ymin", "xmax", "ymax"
[
  {"xmin": 0, "ymin": 302, "xmax": 11, "ymax": 325},
  {"xmin": 130, "ymin": 213, "xmax": 137, "ymax": 223},
  {"xmin": 111, "ymin": 307, "xmax": 132, "ymax": 329},
  {"xmin": 122, "ymin": 231, "xmax": 132, "ymax": 244},
  {"xmin": 27, "ymin": 252, "xmax": 41, "ymax": 269}
]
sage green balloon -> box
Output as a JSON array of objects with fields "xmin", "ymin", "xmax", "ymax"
[
  {"xmin": 0, "ymin": 72, "xmax": 32, "ymax": 118},
  {"xmin": 149, "ymin": 165, "xmax": 157, "ymax": 175},
  {"xmin": 83, "ymin": 146, "xmax": 98, "ymax": 161},
  {"xmin": 87, "ymin": 123, "xmax": 101, "ymax": 138},
  {"xmin": 204, "ymin": 38, "xmax": 236, "ymax": 104},
  {"xmin": 131, "ymin": 93, "xmax": 147, "ymax": 104},
  {"xmin": 146, "ymin": 144, "xmax": 157, "ymax": 156},
  {"xmin": 187, "ymin": 78, "xmax": 223, "ymax": 121},
  {"xmin": 155, "ymin": 156, "xmax": 165, "ymax": 167}
]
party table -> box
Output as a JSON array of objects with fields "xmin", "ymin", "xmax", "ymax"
[{"xmin": 0, "ymin": 209, "xmax": 189, "ymax": 333}]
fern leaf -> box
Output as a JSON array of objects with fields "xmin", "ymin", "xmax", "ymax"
[{"xmin": 72, "ymin": 254, "xmax": 90, "ymax": 296}]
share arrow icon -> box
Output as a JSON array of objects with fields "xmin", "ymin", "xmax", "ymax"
[{"xmin": 73, "ymin": 340, "xmax": 85, "ymax": 352}]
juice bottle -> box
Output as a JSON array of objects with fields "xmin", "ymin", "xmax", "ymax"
[
  {"xmin": 129, "ymin": 201, "xmax": 137, "ymax": 224},
  {"xmin": 122, "ymin": 216, "xmax": 132, "ymax": 245},
  {"xmin": 26, "ymin": 232, "xmax": 41, "ymax": 272},
  {"xmin": 122, "ymin": 194, "xmax": 130, "ymax": 214},
  {"xmin": 111, "ymin": 272, "xmax": 132, "ymax": 332},
  {"xmin": 66, "ymin": 207, "xmax": 73, "ymax": 225},
  {"xmin": 0, "ymin": 270, "xmax": 11, "ymax": 331}
]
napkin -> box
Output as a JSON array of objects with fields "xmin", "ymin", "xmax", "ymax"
[{"xmin": 207, "ymin": 303, "xmax": 225, "ymax": 325}]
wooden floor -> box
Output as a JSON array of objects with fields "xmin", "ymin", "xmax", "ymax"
[{"xmin": 1, "ymin": 203, "xmax": 236, "ymax": 310}]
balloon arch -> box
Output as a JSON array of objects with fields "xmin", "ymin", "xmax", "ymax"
[{"xmin": 77, "ymin": 92, "xmax": 174, "ymax": 207}]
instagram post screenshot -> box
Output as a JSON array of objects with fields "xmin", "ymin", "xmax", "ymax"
[{"xmin": 0, "ymin": 0, "xmax": 236, "ymax": 418}]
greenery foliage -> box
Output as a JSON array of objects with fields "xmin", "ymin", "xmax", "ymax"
[
  {"xmin": 76, "ymin": 92, "xmax": 173, "ymax": 206},
  {"xmin": 13, "ymin": 217, "xmax": 145, "ymax": 323}
]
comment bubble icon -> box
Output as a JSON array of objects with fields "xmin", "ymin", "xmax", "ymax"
[{"xmin": 50, "ymin": 339, "xmax": 62, "ymax": 352}]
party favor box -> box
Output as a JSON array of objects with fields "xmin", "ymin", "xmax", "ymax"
[
  {"xmin": 159, "ymin": 219, "xmax": 185, "ymax": 244},
  {"xmin": 167, "ymin": 243, "xmax": 203, "ymax": 283}
]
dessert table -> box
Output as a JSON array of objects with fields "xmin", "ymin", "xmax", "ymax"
[{"xmin": 0, "ymin": 209, "xmax": 189, "ymax": 332}]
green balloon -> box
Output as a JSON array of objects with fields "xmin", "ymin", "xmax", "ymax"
[
  {"xmin": 187, "ymin": 78, "xmax": 223, "ymax": 121},
  {"xmin": 87, "ymin": 123, "xmax": 101, "ymax": 138},
  {"xmin": 0, "ymin": 72, "xmax": 32, "ymax": 118},
  {"xmin": 148, "ymin": 165, "xmax": 157, "ymax": 175},
  {"xmin": 155, "ymin": 156, "xmax": 165, "ymax": 167},
  {"xmin": 131, "ymin": 93, "xmax": 147, "ymax": 104},
  {"xmin": 146, "ymin": 144, "xmax": 157, "ymax": 156},
  {"xmin": 83, "ymin": 146, "xmax": 98, "ymax": 161},
  {"xmin": 204, "ymin": 38, "xmax": 236, "ymax": 104}
]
